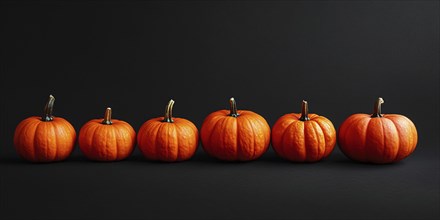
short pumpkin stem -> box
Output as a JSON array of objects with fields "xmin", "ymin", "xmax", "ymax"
[
  {"xmin": 42, "ymin": 95, "xmax": 55, "ymax": 121},
  {"xmin": 102, "ymin": 107, "xmax": 112, "ymax": 125},
  {"xmin": 163, "ymin": 99, "xmax": 175, "ymax": 123},
  {"xmin": 299, "ymin": 100, "xmax": 310, "ymax": 121},
  {"xmin": 229, "ymin": 97, "xmax": 239, "ymax": 117},
  {"xmin": 372, "ymin": 97, "xmax": 384, "ymax": 118}
]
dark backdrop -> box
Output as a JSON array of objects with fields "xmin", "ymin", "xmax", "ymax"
[{"xmin": 0, "ymin": 1, "xmax": 438, "ymax": 220}]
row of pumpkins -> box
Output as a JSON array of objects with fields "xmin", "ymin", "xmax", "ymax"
[{"xmin": 14, "ymin": 95, "xmax": 418, "ymax": 164}]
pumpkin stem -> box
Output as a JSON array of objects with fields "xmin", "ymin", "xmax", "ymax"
[
  {"xmin": 299, "ymin": 100, "xmax": 310, "ymax": 121},
  {"xmin": 163, "ymin": 99, "xmax": 175, "ymax": 123},
  {"xmin": 102, "ymin": 107, "xmax": 112, "ymax": 125},
  {"xmin": 42, "ymin": 95, "xmax": 55, "ymax": 121},
  {"xmin": 229, "ymin": 97, "xmax": 239, "ymax": 117},
  {"xmin": 372, "ymin": 97, "xmax": 384, "ymax": 118}
]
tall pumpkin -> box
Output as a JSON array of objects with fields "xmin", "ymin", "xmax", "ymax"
[
  {"xmin": 79, "ymin": 107, "xmax": 136, "ymax": 161},
  {"xmin": 200, "ymin": 98, "xmax": 270, "ymax": 161},
  {"xmin": 271, "ymin": 100, "xmax": 336, "ymax": 162},
  {"xmin": 338, "ymin": 97, "xmax": 418, "ymax": 163},
  {"xmin": 14, "ymin": 95, "xmax": 76, "ymax": 162},
  {"xmin": 137, "ymin": 99, "xmax": 199, "ymax": 162}
]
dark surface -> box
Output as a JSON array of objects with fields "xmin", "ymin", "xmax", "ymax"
[{"xmin": 0, "ymin": 1, "xmax": 439, "ymax": 220}]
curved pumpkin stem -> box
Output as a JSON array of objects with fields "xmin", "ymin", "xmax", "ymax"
[
  {"xmin": 229, "ymin": 97, "xmax": 239, "ymax": 117},
  {"xmin": 372, "ymin": 97, "xmax": 384, "ymax": 118},
  {"xmin": 102, "ymin": 107, "xmax": 112, "ymax": 125},
  {"xmin": 163, "ymin": 99, "xmax": 175, "ymax": 123},
  {"xmin": 42, "ymin": 95, "xmax": 55, "ymax": 121},
  {"xmin": 299, "ymin": 100, "xmax": 310, "ymax": 121}
]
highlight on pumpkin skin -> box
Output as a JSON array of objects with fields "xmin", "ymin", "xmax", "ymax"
[
  {"xmin": 271, "ymin": 100, "xmax": 337, "ymax": 162},
  {"xmin": 14, "ymin": 95, "xmax": 76, "ymax": 162},
  {"xmin": 337, "ymin": 97, "xmax": 418, "ymax": 164},
  {"xmin": 200, "ymin": 97, "xmax": 271, "ymax": 161},
  {"xmin": 79, "ymin": 107, "xmax": 136, "ymax": 162},
  {"xmin": 137, "ymin": 99, "xmax": 199, "ymax": 162}
]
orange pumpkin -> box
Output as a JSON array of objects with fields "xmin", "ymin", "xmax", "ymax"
[
  {"xmin": 200, "ymin": 98, "xmax": 271, "ymax": 161},
  {"xmin": 79, "ymin": 107, "xmax": 136, "ymax": 161},
  {"xmin": 137, "ymin": 100, "xmax": 199, "ymax": 162},
  {"xmin": 14, "ymin": 95, "xmax": 76, "ymax": 162},
  {"xmin": 338, "ymin": 97, "xmax": 418, "ymax": 163},
  {"xmin": 271, "ymin": 100, "xmax": 336, "ymax": 162}
]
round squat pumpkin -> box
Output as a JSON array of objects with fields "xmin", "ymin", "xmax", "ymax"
[
  {"xmin": 271, "ymin": 100, "xmax": 336, "ymax": 162},
  {"xmin": 14, "ymin": 95, "xmax": 76, "ymax": 162},
  {"xmin": 79, "ymin": 107, "xmax": 136, "ymax": 161},
  {"xmin": 137, "ymin": 99, "xmax": 199, "ymax": 162},
  {"xmin": 338, "ymin": 97, "xmax": 418, "ymax": 163},
  {"xmin": 200, "ymin": 97, "xmax": 271, "ymax": 161}
]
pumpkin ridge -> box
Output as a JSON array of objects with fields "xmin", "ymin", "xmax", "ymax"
[
  {"xmin": 50, "ymin": 123, "xmax": 58, "ymax": 161},
  {"xmin": 302, "ymin": 121, "xmax": 308, "ymax": 162},
  {"xmin": 358, "ymin": 117, "xmax": 371, "ymax": 162},
  {"xmin": 305, "ymin": 121, "xmax": 318, "ymax": 162},
  {"xmin": 125, "ymin": 123, "xmax": 136, "ymax": 158},
  {"xmin": 137, "ymin": 120, "xmax": 150, "ymax": 149},
  {"xmin": 401, "ymin": 115, "xmax": 417, "ymax": 156},
  {"xmin": 365, "ymin": 118, "xmax": 380, "ymax": 163},
  {"xmin": 280, "ymin": 120, "xmax": 297, "ymax": 161},
  {"xmin": 311, "ymin": 121, "xmax": 324, "ymax": 161},
  {"xmin": 31, "ymin": 120, "xmax": 42, "ymax": 161},
  {"xmin": 380, "ymin": 118, "xmax": 387, "ymax": 163},
  {"xmin": 221, "ymin": 117, "xmax": 236, "ymax": 160},
  {"xmin": 114, "ymin": 126, "xmax": 122, "ymax": 160},
  {"xmin": 152, "ymin": 121, "xmax": 164, "ymax": 160},
  {"xmin": 87, "ymin": 124, "xmax": 97, "ymax": 160},
  {"xmin": 409, "ymin": 118, "xmax": 418, "ymax": 155},
  {"xmin": 390, "ymin": 116, "xmax": 417, "ymax": 161},
  {"xmin": 256, "ymin": 114, "xmax": 270, "ymax": 154},
  {"xmin": 206, "ymin": 117, "xmax": 224, "ymax": 157},
  {"xmin": 341, "ymin": 116, "xmax": 366, "ymax": 161},
  {"xmin": 105, "ymin": 126, "xmax": 111, "ymax": 160},
  {"xmin": 307, "ymin": 121, "xmax": 317, "ymax": 161},
  {"xmin": 176, "ymin": 124, "xmax": 188, "ymax": 160},
  {"xmin": 316, "ymin": 118, "xmax": 330, "ymax": 158},
  {"xmin": 385, "ymin": 117, "xmax": 401, "ymax": 162},
  {"xmin": 78, "ymin": 123, "xmax": 87, "ymax": 156},
  {"xmin": 58, "ymin": 121, "xmax": 71, "ymax": 159},
  {"xmin": 244, "ymin": 115, "xmax": 257, "ymax": 160},
  {"xmin": 33, "ymin": 121, "xmax": 45, "ymax": 161},
  {"xmin": 45, "ymin": 122, "xmax": 54, "ymax": 161},
  {"xmin": 47, "ymin": 122, "xmax": 56, "ymax": 161},
  {"xmin": 314, "ymin": 116, "xmax": 335, "ymax": 158},
  {"xmin": 164, "ymin": 123, "xmax": 171, "ymax": 161},
  {"xmin": 26, "ymin": 121, "xmax": 41, "ymax": 161},
  {"xmin": 111, "ymin": 126, "xmax": 118, "ymax": 161},
  {"xmin": 13, "ymin": 119, "xmax": 32, "ymax": 160},
  {"xmin": 139, "ymin": 121, "xmax": 155, "ymax": 160},
  {"xmin": 172, "ymin": 124, "xmax": 179, "ymax": 161},
  {"xmin": 235, "ymin": 116, "xmax": 241, "ymax": 160},
  {"xmin": 93, "ymin": 125, "xmax": 105, "ymax": 160},
  {"xmin": 102, "ymin": 126, "xmax": 108, "ymax": 160},
  {"xmin": 55, "ymin": 120, "xmax": 65, "ymax": 160},
  {"xmin": 389, "ymin": 117, "xmax": 405, "ymax": 161},
  {"xmin": 34, "ymin": 123, "xmax": 48, "ymax": 160},
  {"xmin": 272, "ymin": 117, "xmax": 285, "ymax": 158},
  {"xmin": 154, "ymin": 123, "xmax": 165, "ymax": 161}
]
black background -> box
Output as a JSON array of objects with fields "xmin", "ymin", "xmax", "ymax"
[{"xmin": 0, "ymin": 0, "xmax": 439, "ymax": 219}]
